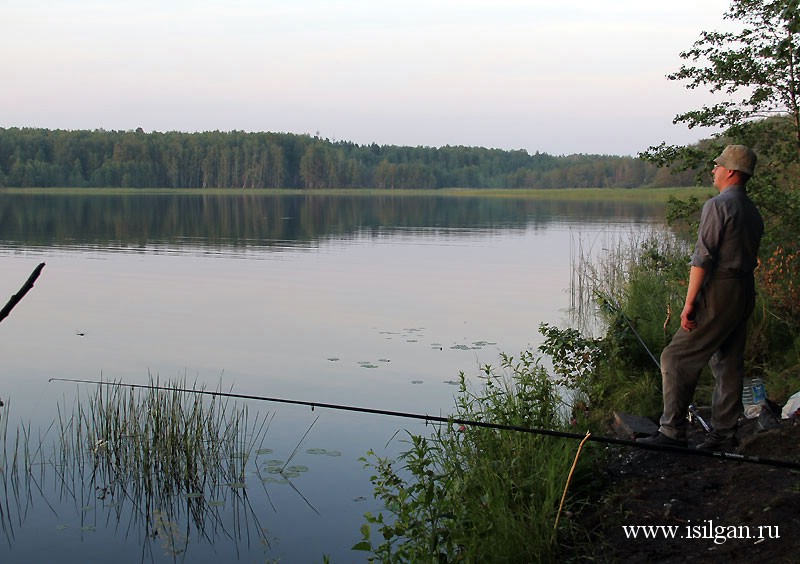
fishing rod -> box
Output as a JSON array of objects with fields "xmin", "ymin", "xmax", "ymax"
[
  {"xmin": 49, "ymin": 377, "xmax": 800, "ymax": 471},
  {"xmin": 601, "ymin": 295, "xmax": 715, "ymax": 433}
]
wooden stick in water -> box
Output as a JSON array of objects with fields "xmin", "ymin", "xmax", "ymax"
[{"xmin": 0, "ymin": 262, "xmax": 45, "ymax": 325}]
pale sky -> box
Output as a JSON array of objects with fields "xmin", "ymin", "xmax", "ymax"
[{"xmin": 1, "ymin": 0, "xmax": 735, "ymax": 156}]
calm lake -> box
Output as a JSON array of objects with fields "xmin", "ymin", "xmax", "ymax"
[{"xmin": 0, "ymin": 192, "xmax": 667, "ymax": 563}]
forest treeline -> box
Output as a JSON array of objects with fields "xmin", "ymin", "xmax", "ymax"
[{"xmin": 0, "ymin": 127, "xmax": 694, "ymax": 190}]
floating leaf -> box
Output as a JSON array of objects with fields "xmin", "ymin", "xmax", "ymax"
[
  {"xmin": 360, "ymin": 364, "xmax": 378, "ymax": 369},
  {"xmin": 406, "ymin": 339, "xmax": 418, "ymax": 343},
  {"xmin": 378, "ymin": 358, "xmax": 390, "ymax": 363},
  {"xmin": 228, "ymin": 482, "xmax": 246, "ymax": 489},
  {"xmin": 256, "ymin": 448, "xmax": 274, "ymax": 455},
  {"xmin": 451, "ymin": 344, "xmax": 470, "ymax": 350},
  {"xmin": 286, "ymin": 465, "xmax": 309, "ymax": 473},
  {"xmin": 186, "ymin": 492, "xmax": 203, "ymax": 499},
  {"xmin": 325, "ymin": 450, "xmax": 342, "ymax": 457},
  {"xmin": 411, "ymin": 380, "xmax": 423, "ymax": 385},
  {"xmin": 81, "ymin": 525, "xmax": 96, "ymax": 532},
  {"xmin": 261, "ymin": 476, "xmax": 290, "ymax": 484},
  {"xmin": 327, "ymin": 358, "xmax": 340, "ymax": 362},
  {"xmin": 209, "ymin": 500, "xmax": 225, "ymax": 507},
  {"xmin": 283, "ymin": 471, "xmax": 301, "ymax": 479},
  {"xmin": 306, "ymin": 448, "xmax": 327, "ymax": 455},
  {"xmin": 56, "ymin": 524, "xmax": 69, "ymax": 531},
  {"xmin": 264, "ymin": 459, "xmax": 284, "ymax": 466},
  {"xmin": 264, "ymin": 467, "xmax": 283, "ymax": 474},
  {"xmin": 82, "ymin": 505, "xmax": 94, "ymax": 512}
]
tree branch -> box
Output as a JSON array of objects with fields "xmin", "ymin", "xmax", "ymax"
[{"xmin": 0, "ymin": 263, "xmax": 46, "ymax": 325}]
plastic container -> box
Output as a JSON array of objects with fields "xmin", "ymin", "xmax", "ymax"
[{"xmin": 742, "ymin": 376, "xmax": 766, "ymax": 418}]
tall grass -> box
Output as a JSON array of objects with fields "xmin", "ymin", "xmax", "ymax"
[
  {"xmin": 1, "ymin": 377, "xmax": 275, "ymax": 556},
  {"xmin": 356, "ymin": 351, "xmax": 596, "ymax": 562},
  {"xmin": 569, "ymin": 227, "xmax": 693, "ymax": 419}
]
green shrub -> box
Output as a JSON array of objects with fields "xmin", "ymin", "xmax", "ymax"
[{"xmin": 355, "ymin": 351, "xmax": 593, "ymax": 563}]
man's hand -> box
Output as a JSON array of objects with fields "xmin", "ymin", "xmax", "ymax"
[{"xmin": 681, "ymin": 303, "xmax": 697, "ymax": 331}]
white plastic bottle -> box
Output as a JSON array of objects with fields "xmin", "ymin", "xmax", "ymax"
[{"xmin": 742, "ymin": 376, "xmax": 766, "ymax": 418}]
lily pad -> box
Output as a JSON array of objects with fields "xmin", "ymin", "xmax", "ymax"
[
  {"xmin": 228, "ymin": 482, "xmax": 247, "ymax": 489},
  {"xmin": 286, "ymin": 465, "xmax": 309, "ymax": 473},
  {"xmin": 411, "ymin": 380, "xmax": 424, "ymax": 384},
  {"xmin": 327, "ymin": 357, "xmax": 340, "ymax": 362},
  {"xmin": 186, "ymin": 492, "xmax": 203, "ymax": 499},
  {"xmin": 306, "ymin": 448, "xmax": 327, "ymax": 455},
  {"xmin": 256, "ymin": 448, "xmax": 274, "ymax": 455},
  {"xmin": 325, "ymin": 450, "xmax": 342, "ymax": 457},
  {"xmin": 264, "ymin": 459, "xmax": 284, "ymax": 466},
  {"xmin": 209, "ymin": 500, "xmax": 225, "ymax": 507},
  {"xmin": 261, "ymin": 476, "xmax": 290, "ymax": 484},
  {"xmin": 81, "ymin": 525, "xmax": 96, "ymax": 532}
]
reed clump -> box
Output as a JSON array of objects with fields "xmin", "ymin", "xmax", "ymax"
[{"xmin": 2, "ymin": 376, "xmax": 273, "ymax": 556}]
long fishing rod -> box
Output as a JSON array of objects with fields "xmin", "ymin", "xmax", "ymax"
[{"xmin": 48, "ymin": 377, "xmax": 800, "ymax": 471}]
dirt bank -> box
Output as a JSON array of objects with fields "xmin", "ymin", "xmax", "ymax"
[{"xmin": 574, "ymin": 414, "xmax": 800, "ymax": 563}]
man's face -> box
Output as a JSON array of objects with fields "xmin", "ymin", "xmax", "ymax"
[{"xmin": 712, "ymin": 164, "xmax": 728, "ymax": 189}]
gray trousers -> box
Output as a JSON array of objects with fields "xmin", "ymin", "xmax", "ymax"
[{"xmin": 658, "ymin": 275, "xmax": 756, "ymax": 440}]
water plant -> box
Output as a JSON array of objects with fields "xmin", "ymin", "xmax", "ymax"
[{"xmin": 0, "ymin": 376, "xmax": 296, "ymax": 559}]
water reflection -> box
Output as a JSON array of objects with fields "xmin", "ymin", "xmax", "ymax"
[{"xmin": 0, "ymin": 193, "xmax": 662, "ymax": 252}]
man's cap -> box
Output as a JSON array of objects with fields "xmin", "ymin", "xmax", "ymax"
[{"xmin": 714, "ymin": 145, "xmax": 757, "ymax": 176}]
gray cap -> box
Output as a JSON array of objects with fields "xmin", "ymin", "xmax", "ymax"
[{"xmin": 714, "ymin": 145, "xmax": 757, "ymax": 176}]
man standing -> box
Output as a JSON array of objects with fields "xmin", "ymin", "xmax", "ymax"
[{"xmin": 638, "ymin": 145, "xmax": 764, "ymax": 451}]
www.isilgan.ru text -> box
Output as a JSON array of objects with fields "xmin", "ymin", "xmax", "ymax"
[{"xmin": 622, "ymin": 520, "xmax": 779, "ymax": 545}]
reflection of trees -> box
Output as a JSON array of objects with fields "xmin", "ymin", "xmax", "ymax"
[
  {"xmin": 0, "ymin": 380, "xmax": 311, "ymax": 561},
  {"xmin": 0, "ymin": 194, "xmax": 664, "ymax": 251}
]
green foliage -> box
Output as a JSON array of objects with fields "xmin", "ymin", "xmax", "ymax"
[
  {"xmin": 356, "ymin": 351, "xmax": 590, "ymax": 563},
  {"xmin": 664, "ymin": 193, "xmax": 705, "ymax": 233},
  {"xmin": 668, "ymin": 0, "xmax": 800, "ymax": 147},
  {"xmin": 640, "ymin": 1, "xmax": 800, "ymax": 264},
  {"xmin": 0, "ymin": 127, "xmax": 673, "ymax": 190},
  {"xmin": 537, "ymin": 323, "xmax": 601, "ymax": 403}
]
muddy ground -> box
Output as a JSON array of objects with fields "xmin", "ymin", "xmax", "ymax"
[{"xmin": 572, "ymin": 410, "xmax": 800, "ymax": 563}]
